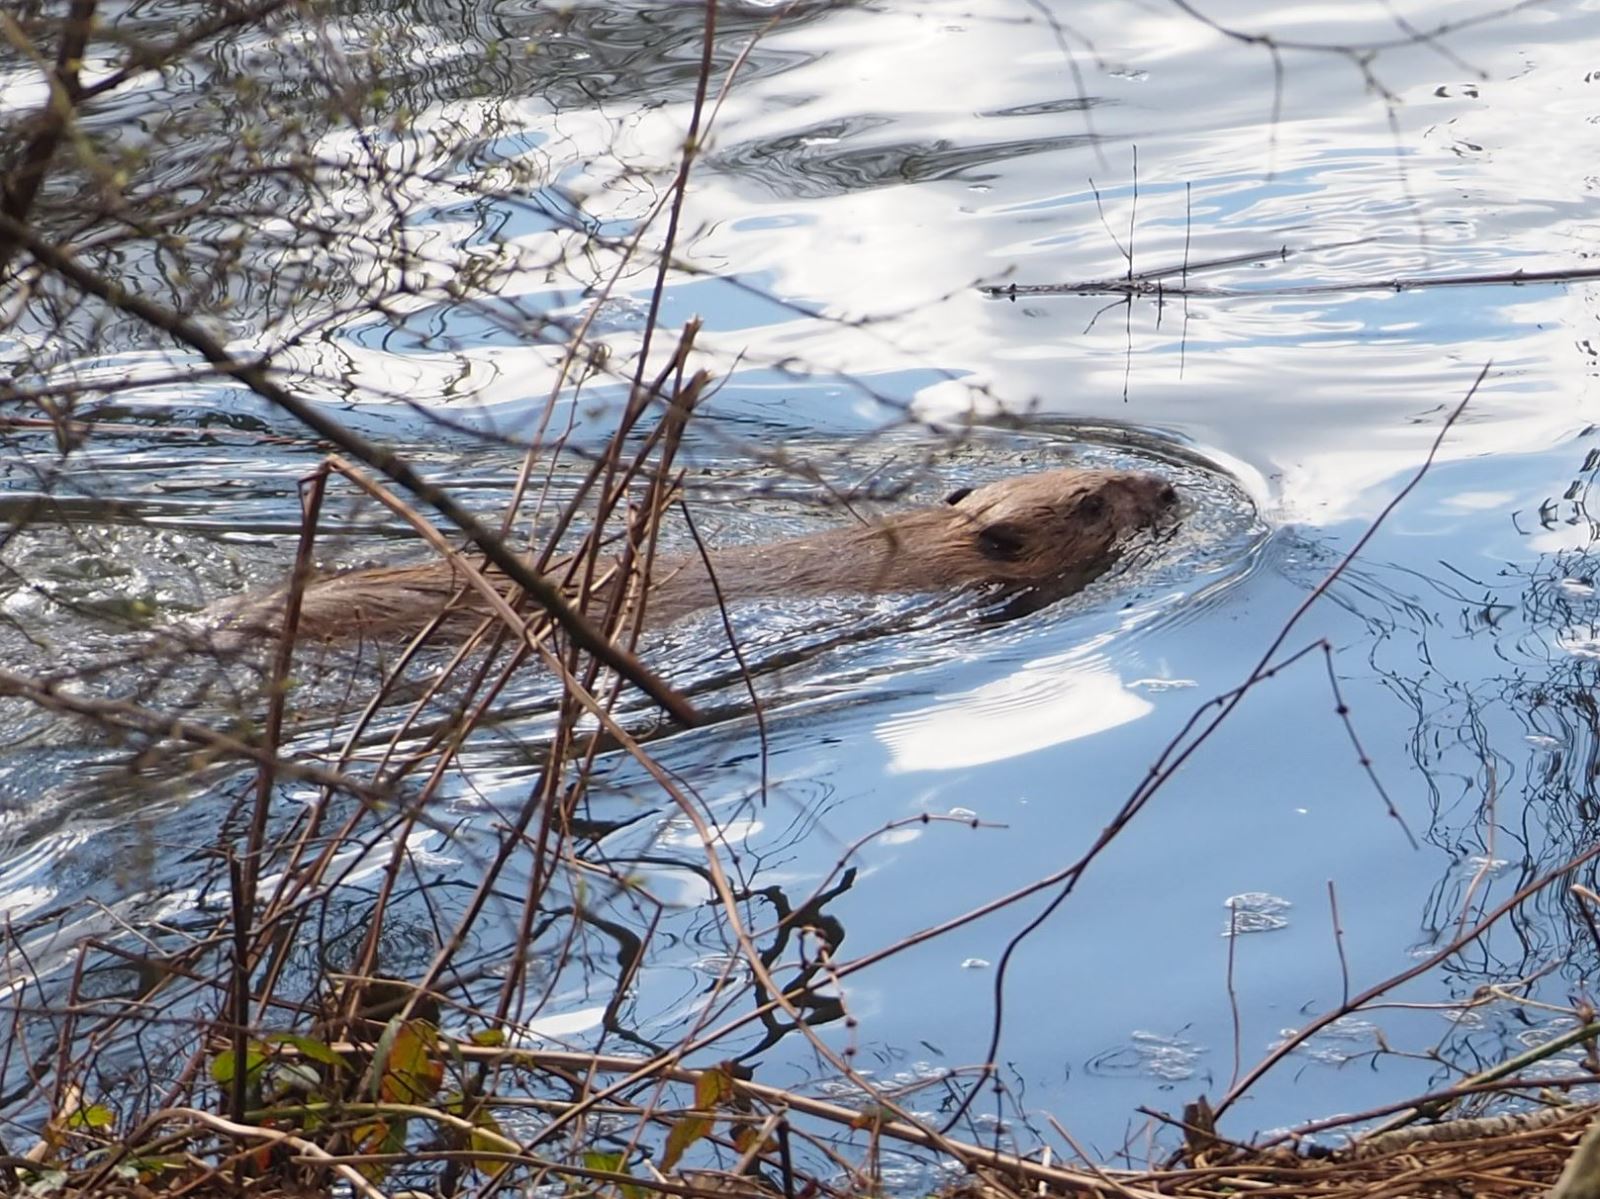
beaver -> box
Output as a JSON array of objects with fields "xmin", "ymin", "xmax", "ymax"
[{"xmin": 203, "ymin": 467, "xmax": 1178, "ymax": 644}]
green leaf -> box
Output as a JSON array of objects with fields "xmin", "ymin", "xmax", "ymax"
[
  {"xmin": 581, "ymin": 1149, "xmax": 646, "ymax": 1199},
  {"xmin": 262, "ymin": 1032, "xmax": 345, "ymax": 1069},
  {"xmin": 210, "ymin": 1044, "xmax": 266, "ymax": 1085},
  {"xmin": 127, "ymin": 1157, "xmax": 184, "ymax": 1176},
  {"xmin": 583, "ymin": 1150, "xmax": 625, "ymax": 1174},
  {"xmin": 65, "ymin": 1104, "xmax": 113, "ymax": 1130},
  {"xmin": 470, "ymin": 1109, "xmax": 511, "ymax": 1178}
]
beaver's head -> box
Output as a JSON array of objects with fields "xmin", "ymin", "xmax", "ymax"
[{"xmin": 938, "ymin": 467, "xmax": 1178, "ymax": 593}]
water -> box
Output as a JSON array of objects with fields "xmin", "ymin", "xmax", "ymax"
[{"xmin": 4, "ymin": 0, "xmax": 1600, "ymax": 1164}]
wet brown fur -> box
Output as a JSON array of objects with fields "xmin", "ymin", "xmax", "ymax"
[{"xmin": 205, "ymin": 467, "xmax": 1178, "ymax": 643}]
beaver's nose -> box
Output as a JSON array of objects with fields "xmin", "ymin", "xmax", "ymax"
[{"xmin": 1157, "ymin": 482, "xmax": 1179, "ymax": 507}]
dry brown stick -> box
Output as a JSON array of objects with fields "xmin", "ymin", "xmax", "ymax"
[
  {"xmin": 393, "ymin": 610, "xmax": 684, "ymax": 1030},
  {"xmin": 243, "ymin": 463, "xmax": 328, "ymax": 919},
  {"xmin": 1357, "ymin": 1104, "xmax": 1589, "ymax": 1160},
  {"xmin": 1045, "ymin": 1113, "xmax": 1165, "ymax": 1199},
  {"xmin": 501, "ymin": 0, "xmax": 783, "ymax": 515},
  {"xmin": 535, "ymin": 0, "xmax": 725, "ymax": 723},
  {"xmin": 224, "ymin": 855, "xmax": 250, "ymax": 1128},
  {"xmin": 85, "ymin": 1107, "xmax": 392, "ymax": 1199},
  {"xmin": 1223, "ymin": 847, "xmax": 1600, "ymax": 1120},
  {"xmin": 0, "ymin": 0, "xmax": 96, "ymax": 276},
  {"xmin": 334, "ymin": 441, "xmax": 653, "ymax": 1041},
  {"xmin": 988, "ymin": 262, "xmax": 1600, "ymax": 301},
  {"xmin": 321, "ymin": 455, "xmax": 558, "ymax": 650},
  {"xmin": 1359, "ymin": 1019, "xmax": 1600, "ymax": 1140},
  {"xmin": 0, "ymin": 414, "xmax": 313, "ymax": 446},
  {"xmin": 498, "ymin": 231, "xmax": 684, "ymax": 541},
  {"xmin": 470, "ymin": 416, "xmax": 692, "ymax": 1051},
  {"xmin": 615, "ymin": 361, "xmax": 706, "ymax": 647},
  {"xmin": 480, "ymin": 366, "xmax": 708, "ymax": 1035},
  {"xmin": 556, "ymin": 328, "xmax": 703, "ymax": 621},
  {"xmin": 678, "ymin": 498, "xmax": 769, "ymax": 801},
  {"xmin": 521, "ymin": 695, "xmax": 988, "ymax": 1187},
  {"xmin": 382, "ymin": 614, "xmax": 964, "ymax": 1176},
  {"xmin": 0, "ymin": 664, "xmax": 414, "ymax": 809},
  {"xmin": 313, "ymin": 455, "xmax": 577, "ymax": 987},
  {"xmin": 304, "ymin": 477, "xmax": 541, "ymax": 798},
  {"xmin": 506, "ymin": 322, "xmax": 698, "ymax": 623},
  {"xmin": 1327, "ymin": 879, "xmax": 1350, "ymax": 1006},
  {"xmin": 626, "ymin": 0, "xmax": 715, "ymax": 415},
  {"xmin": 251, "ymin": 658, "xmax": 454, "ymax": 1020},
  {"xmin": 0, "ymin": 208, "xmax": 697, "ymax": 724},
  {"xmin": 283, "ymin": 1041, "xmax": 1144, "ymax": 1194}
]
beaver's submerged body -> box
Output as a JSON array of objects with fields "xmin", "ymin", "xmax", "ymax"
[{"xmin": 206, "ymin": 467, "xmax": 1178, "ymax": 644}]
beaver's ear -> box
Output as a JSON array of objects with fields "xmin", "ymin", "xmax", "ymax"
[
  {"xmin": 1077, "ymin": 493, "xmax": 1107, "ymax": 518},
  {"xmin": 977, "ymin": 521, "xmax": 1027, "ymax": 561},
  {"xmin": 944, "ymin": 486, "xmax": 974, "ymax": 506}
]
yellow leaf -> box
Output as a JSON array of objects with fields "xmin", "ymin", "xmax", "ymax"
[
  {"xmin": 378, "ymin": 1020, "xmax": 443, "ymax": 1103},
  {"xmin": 470, "ymin": 1108, "xmax": 510, "ymax": 1179},
  {"xmin": 660, "ymin": 1114, "xmax": 711, "ymax": 1171},
  {"xmin": 693, "ymin": 1064, "xmax": 735, "ymax": 1110},
  {"xmin": 352, "ymin": 1118, "xmax": 406, "ymax": 1182},
  {"xmin": 66, "ymin": 1104, "xmax": 114, "ymax": 1130},
  {"xmin": 583, "ymin": 1150, "xmax": 625, "ymax": 1174}
]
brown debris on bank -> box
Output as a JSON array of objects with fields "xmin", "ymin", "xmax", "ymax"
[
  {"xmin": 1123, "ymin": 1104, "xmax": 1598, "ymax": 1199},
  {"xmin": 21, "ymin": 1090, "xmax": 1600, "ymax": 1198}
]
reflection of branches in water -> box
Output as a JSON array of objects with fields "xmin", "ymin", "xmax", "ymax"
[{"xmin": 1331, "ymin": 444, "xmax": 1600, "ymax": 1016}]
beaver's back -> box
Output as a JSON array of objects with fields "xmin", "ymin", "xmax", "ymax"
[{"xmin": 194, "ymin": 466, "xmax": 1178, "ymax": 645}]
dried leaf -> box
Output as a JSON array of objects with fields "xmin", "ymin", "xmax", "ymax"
[
  {"xmin": 353, "ymin": 1118, "xmax": 406, "ymax": 1182},
  {"xmin": 661, "ymin": 1114, "xmax": 711, "ymax": 1171},
  {"xmin": 377, "ymin": 1020, "xmax": 443, "ymax": 1103},
  {"xmin": 732, "ymin": 1125, "xmax": 772, "ymax": 1156},
  {"xmin": 694, "ymin": 1064, "xmax": 736, "ymax": 1111}
]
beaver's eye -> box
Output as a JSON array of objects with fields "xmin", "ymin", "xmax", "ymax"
[
  {"xmin": 945, "ymin": 486, "xmax": 974, "ymax": 506},
  {"xmin": 1077, "ymin": 493, "xmax": 1107, "ymax": 518},
  {"xmin": 978, "ymin": 522, "xmax": 1027, "ymax": 561}
]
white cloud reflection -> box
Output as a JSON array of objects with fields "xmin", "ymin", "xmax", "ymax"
[{"xmin": 876, "ymin": 651, "xmax": 1151, "ymax": 773}]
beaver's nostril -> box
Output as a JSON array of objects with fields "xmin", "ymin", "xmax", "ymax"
[{"xmin": 1157, "ymin": 483, "xmax": 1178, "ymax": 507}]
